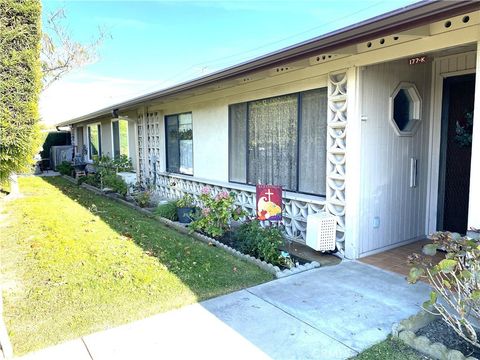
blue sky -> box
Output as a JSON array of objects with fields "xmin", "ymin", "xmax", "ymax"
[{"xmin": 40, "ymin": 0, "xmax": 419, "ymax": 125}]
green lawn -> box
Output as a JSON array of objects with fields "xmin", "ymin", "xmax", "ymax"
[
  {"xmin": 352, "ymin": 337, "xmax": 428, "ymax": 360},
  {"xmin": 0, "ymin": 176, "xmax": 272, "ymax": 355}
]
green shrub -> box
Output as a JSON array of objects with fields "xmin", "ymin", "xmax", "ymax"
[
  {"xmin": 113, "ymin": 154, "xmax": 132, "ymax": 172},
  {"xmin": 0, "ymin": 0, "xmax": 43, "ymax": 183},
  {"xmin": 56, "ymin": 161, "xmax": 73, "ymax": 176},
  {"xmin": 79, "ymin": 173, "xmax": 100, "ymax": 187},
  {"xmin": 257, "ymin": 226, "xmax": 283, "ymax": 265},
  {"xmin": 94, "ymin": 155, "xmax": 132, "ymax": 175},
  {"xmin": 91, "ymin": 155, "xmax": 131, "ymax": 197},
  {"xmin": 103, "ymin": 173, "xmax": 128, "ymax": 197},
  {"xmin": 176, "ymin": 194, "xmax": 195, "ymax": 208},
  {"xmin": 39, "ymin": 131, "xmax": 70, "ymax": 159},
  {"xmin": 235, "ymin": 219, "xmax": 284, "ymax": 265},
  {"xmin": 236, "ymin": 219, "xmax": 262, "ymax": 256},
  {"xmin": 133, "ymin": 190, "xmax": 152, "ymax": 208},
  {"xmin": 155, "ymin": 201, "xmax": 178, "ymax": 221}
]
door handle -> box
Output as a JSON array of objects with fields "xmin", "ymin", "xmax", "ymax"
[{"xmin": 410, "ymin": 157, "xmax": 417, "ymax": 188}]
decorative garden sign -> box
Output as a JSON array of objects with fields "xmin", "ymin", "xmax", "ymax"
[{"xmin": 256, "ymin": 185, "xmax": 282, "ymax": 221}]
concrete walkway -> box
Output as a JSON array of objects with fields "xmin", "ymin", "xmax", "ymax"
[{"xmin": 17, "ymin": 261, "xmax": 430, "ymax": 360}]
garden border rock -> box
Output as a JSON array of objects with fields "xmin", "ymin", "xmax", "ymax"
[
  {"xmin": 392, "ymin": 310, "xmax": 478, "ymax": 360},
  {"xmin": 78, "ymin": 182, "xmax": 320, "ymax": 278}
]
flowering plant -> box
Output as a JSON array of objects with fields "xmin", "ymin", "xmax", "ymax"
[
  {"xmin": 190, "ymin": 187, "xmax": 246, "ymax": 238},
  {"xmin": 176, "ymin": 194, "xmax": 195, "ymax": 208}
]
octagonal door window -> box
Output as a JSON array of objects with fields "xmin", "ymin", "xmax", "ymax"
[{"xmin": 390, "ymin": 82, "xmax": 421, "ymax": 136}]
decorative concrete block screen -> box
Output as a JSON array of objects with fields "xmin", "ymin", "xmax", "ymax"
[
  {"xmin": 70, "ymin": 127, "xmax": 76, "ymax": 147},
  {"xmin": 155, "ymin": 174, "xmax": 326, "ymax": 244},
  {"xmin": 326, "ymin": 71, "xmax": 348, "ymax": 252},
  {"xmin": 136, "ymin": 71, "xmax": 348, "ymax": 252},
  {"xmin": 136, "ymin": 116, "xmax": 145, "ymax": 180},
  {"xmin": 137, "ymin": 112, "xmax": 162, "ymax": 182},
  {"xmin": 145, "ymin": 112, "xmax": 162, "ymax": 181}
]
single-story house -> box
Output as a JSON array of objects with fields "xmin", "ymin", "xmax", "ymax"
[{"xmin": 57, "ymin": 0, "xmax": 480, "ymax": 259}]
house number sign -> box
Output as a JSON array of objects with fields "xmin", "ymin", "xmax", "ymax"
[{"xmin": 408, "ymin": 56, "xmax": 428, "ymax": 65}]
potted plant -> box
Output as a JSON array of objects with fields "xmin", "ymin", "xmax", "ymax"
[{"xmin": 176, "ymin": 194, "xmax": 195, "ymax": 223}]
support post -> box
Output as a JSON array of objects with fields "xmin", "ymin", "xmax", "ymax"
[
  {"xmin": 467, "ymin": 42, "xmax": 480, "ymax": 236},
  {"xmin": 344, "ymin": 66, "xmax": 362, "ymax": 259}
]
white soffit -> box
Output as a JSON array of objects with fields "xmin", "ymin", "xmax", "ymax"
[{"xmin": 357, "ymin": 10, "xmax": 479, "ymax": 54}]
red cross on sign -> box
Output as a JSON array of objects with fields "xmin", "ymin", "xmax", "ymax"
[{"xmin": 256, "ymin": 185, "xmax": 282, "ymax": 221}]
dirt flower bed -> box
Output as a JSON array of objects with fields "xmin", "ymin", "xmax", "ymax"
[
  {"xmin": 214, "ymin": 230, "xmax": 310, "ymax": 270},
  {"xmin": 416, "ymin": 319, "xmax": 480, "ymax": 358}
]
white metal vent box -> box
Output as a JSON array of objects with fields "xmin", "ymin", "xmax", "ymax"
[{"xmin": 305, "ymin": 212, "xmax": 337, "ymax": 251}]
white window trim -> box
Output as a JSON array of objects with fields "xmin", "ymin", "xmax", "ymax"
[
  {"xmin": 87, "ymin": 122, "xmax": 102, "ymax": 162},
  {"xmin": 165, "ymin": 112, "xmax": 194, "ymax": 176},
  {"xmin": 228, "ymin": 88, "xmax": 328, "ymax": 196},
  {"xmin": 111, "ymin": 118, "xmax": 130, "ymax": 158}
]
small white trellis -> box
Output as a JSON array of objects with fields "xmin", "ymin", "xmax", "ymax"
[{"xmin": 137, "ymin": 112, "xmax": 162, "ymax": 183}]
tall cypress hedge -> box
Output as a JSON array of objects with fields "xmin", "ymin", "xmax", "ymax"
[{"xmin": 0, "ymin": 0, "xmax": 42, "ymax": 184}]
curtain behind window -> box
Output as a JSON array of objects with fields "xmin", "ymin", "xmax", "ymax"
[
  {"xmin": 248, "ymin": 95, "xmax": 298, "ymax": 190},
  {"xmin": 229, "ymin": 103, "xmax": 247, "ymax": 182},
  {"xmin": 299, "ymin": 88, "xmax": 328, "ymax": 195},
  {"xmin": 179, "ymin": 113, "xmax": 193, "ymax": 175},
  {"xmin": 166, "ymin": 113, "xmax": 193, "ymax": 175}
]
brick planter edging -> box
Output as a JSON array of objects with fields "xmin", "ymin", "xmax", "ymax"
[
  {"xmin": 79, "ymin": 183, "xmax": 321, "ymax": 278},
  {"xmin": 392, "ymin": 310, "xmax": 477, "ymax": 360}
]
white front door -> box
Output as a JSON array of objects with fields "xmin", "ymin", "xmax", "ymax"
[{"xmin": 358, "ymin": 59, "xmax": 431, "ymax": 256}]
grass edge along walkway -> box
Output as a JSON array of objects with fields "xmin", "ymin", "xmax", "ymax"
[{"xmin": 0, "ymin": 176, "xmax": 272, "ymax": 355}]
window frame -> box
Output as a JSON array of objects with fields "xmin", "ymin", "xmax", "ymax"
[
  {"xmin": 111, "ymin": 118, "xmax": 130, "ymax": 159},
  {"xmin": 164, "ymin": 112, "xmax": 194, "ymax": 176},
  {"xmin": 76, "ymin": 125, "xmax": 85, "ymax": 152},
  {"xmin": 389, "ymin": 81, "xmax": 422, "ymax": 137},
  {"xmin": 228, "ymin": 88, "xmax": 327, "ymax": 197},
  {"xmin": 87, "ymin": 122, "xmax": 102, "ymax": 161}
]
